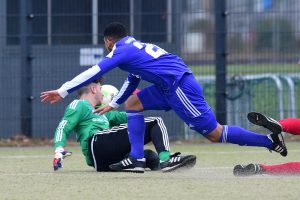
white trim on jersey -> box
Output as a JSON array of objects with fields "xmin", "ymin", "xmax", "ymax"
[
  {"xmin": 69, "ymin": 100, "xmax": 79, "ymax": 109},
  {"xmin": 109, "ymin": 79, "xmax": 130, "ymax": 108},
  {"xmin": 106, "ymin": 45, "xmax": 116, "ymax": 58},
  {"xmin": 57, "ymin": 65, "xmax": 101, "ymax": 98},
  {"xmin": 55, "ymin": 120, "xmax": 68, "ymax": 142},
  {"xmin": 95, "ymin": 124, "xmax": 127, "ymax": 135},
  {"xmin": 175, "ymin": 87, "xmax": 201, "ymax": 117}
]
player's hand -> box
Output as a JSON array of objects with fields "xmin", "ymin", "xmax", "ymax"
[
  {"xmin": 53, "ymin": 147, "xmax": 72, "ymax": 171},
  {"xmin": 40, "ymin": 90, "xmax": 62, "ymax": 104},
  {"xmin": 94, "ymin": 105, "xmax": 114, "ymax": 115}
]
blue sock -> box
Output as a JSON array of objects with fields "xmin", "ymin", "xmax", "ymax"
[
  {"xmin": 126, "ymin": 110, "xmax": 145, "ymax": 159},
  {"xmin": 219, "ymin": 125, "xmax": 272, "ymax": 149}
]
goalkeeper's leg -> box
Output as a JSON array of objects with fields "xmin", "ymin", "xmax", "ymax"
[
  {"xmin": 144, "ymin": 117, "xmax": 170, "ymax": 155},
  {"xmin": 144, "ymin": 117, "xmax": 197, "ymax": 172}
]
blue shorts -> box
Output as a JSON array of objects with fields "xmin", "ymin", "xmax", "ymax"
[{"xmin": 137, "ymin": 73, "xmax": 218, "ymax": 136}]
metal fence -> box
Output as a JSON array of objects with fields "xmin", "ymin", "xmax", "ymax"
[{"xmin": 0, "ymin": 0, "xmax": 300, "ymax": 139}]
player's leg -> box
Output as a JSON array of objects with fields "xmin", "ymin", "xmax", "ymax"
[
  {"xmin": 136, "ymin": 85, "xmax": 171, "ymax": 169},
  {"xmin": 124, "ymin": 95, "xmax": 145, "ymax": 160},
  {"xmin": 233, "ymin": 162, "xmax": 300, "ymax": 176},
  {"xmin": 144, "ymin": 117, "xmax": 170, "ymax": 157},
  {"xmin": 143, "ymin": 117, "xmax": 168, "ymax": 171},
  {"xmin": 168, "ymin": 73, "xmax": 287, "ymax": 156},
  {"xmin": 279, "ymin": 118, "xmax": 300, "ymax": 135},
  {"xmin": 260, "ymin": 162, "xmax": 300, "ymax": 175},
  {"xmin": 213, "ymin": 123, "xmax": 286, "ymax": 157},
  {"xmin": 144, "ymin": 117, "xmax": 197, "ymax": 172}
]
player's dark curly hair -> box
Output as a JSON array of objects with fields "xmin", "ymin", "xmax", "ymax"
[{"xmin": 103, "ymin": 22, "xmax": 127, "ymax": 40}]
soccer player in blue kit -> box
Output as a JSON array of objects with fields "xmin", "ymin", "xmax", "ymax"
[{"xmin": 41, "ymin": 22, "xmax": 287, "ymax": 173}]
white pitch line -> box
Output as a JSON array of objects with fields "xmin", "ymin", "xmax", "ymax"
[
  {"xmin": 0, "ymin": 154, "xmax": 82, "ymax": 159},
  {"xmin": 1, "ymin": 149, "xmax": 300, "ymax": 159},
  {"xmin": 0, "ymin": 167, "xmax": 232, "ymax": 176},
  {"xmin": 183, "ymin": 149, "xmax": 300, "ymax": 154},
  {"xmin": 195, "ymin": 167, "xmax": 232, "ymax": 170},
  {"xmin": 0, "ymin": 149, "xmax": 300, "ymax": 159},
  {"xmin": 0, "ymin": 172, "xmax": 54, "ymax": 176}
]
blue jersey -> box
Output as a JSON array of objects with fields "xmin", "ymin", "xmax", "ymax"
[{"xmin": 57, "ymin": 36, "xmax": 192, "ymax": 107}]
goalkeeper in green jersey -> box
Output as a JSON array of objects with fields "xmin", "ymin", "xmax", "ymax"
[{"xmin": 53, "ymin": 78, "xmax": 196, "ymax": 172}]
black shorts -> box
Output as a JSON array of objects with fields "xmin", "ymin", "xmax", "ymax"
[{"xmin": 88, "ymin": 124, "xmax": 130, "ymax": 171}]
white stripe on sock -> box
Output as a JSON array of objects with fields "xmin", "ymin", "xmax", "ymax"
[{"xmin": 222, "ymin": 125, "xmax": 228, "ymax": 143}]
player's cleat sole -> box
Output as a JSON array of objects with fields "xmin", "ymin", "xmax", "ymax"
[
  {"xmin": 247, "ymin": 112, "xmax": 282, "ymax": 134},
  {"xmin": 233, "ymin": 163, "xmax": 265, "ymax": 176},
  {"xmin": 161, "ymin": 153, "xmax": 197, "ymax": 173},
  {"xmin": 109, "ymin": 156, "xmax": 146, "ymax": 173},
  {"xmin": 115, "ymin": 168, "xmax": 145, "ymax": 173}
]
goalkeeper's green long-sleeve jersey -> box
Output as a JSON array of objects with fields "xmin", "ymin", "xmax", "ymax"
[{"xmin": 54, "ymin": 99, "xmax": 127, "ymax": 166}]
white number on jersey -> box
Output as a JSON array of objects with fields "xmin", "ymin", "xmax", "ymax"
[{"xmin": 133, "ymin": 42, "xmax": 167, "ymax": 59}]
